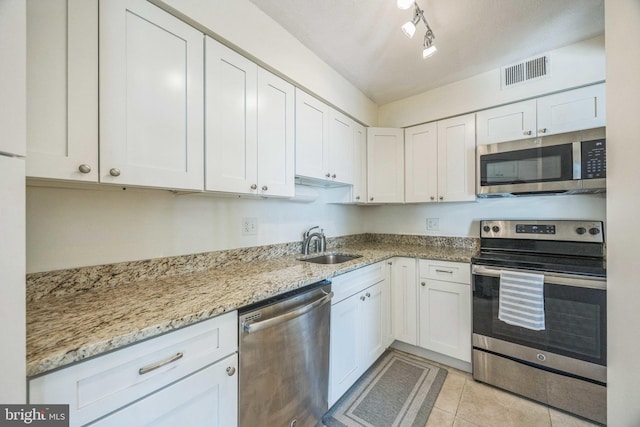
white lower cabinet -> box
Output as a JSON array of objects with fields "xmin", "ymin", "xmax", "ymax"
[
  {"xmin": 29, "ymin": 312, "xmax": 238, "ymax": 427},
  {"xmin": 418, "ymin": 260, "xmax": 471, "ymax": 363},
  {"xmin": 390, "ymin": 257, "xmax": 418, "ymax": 345},
  {"xmin": 329, "ymin": 262, "xmax": 388, "ymax": 407}
]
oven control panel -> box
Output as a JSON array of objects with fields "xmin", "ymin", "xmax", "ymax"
[{"xmin": 480, "ymin": 220, "xmax": 604, "ymax": 243}]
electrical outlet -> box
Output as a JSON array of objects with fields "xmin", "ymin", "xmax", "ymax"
[
  {"xmin": 427, "ymin": 218, "xmax": 440, "ymax": 231},
  {"xmin": 242, "ymin": 217, "xmax": 258, "ymax": 236}
]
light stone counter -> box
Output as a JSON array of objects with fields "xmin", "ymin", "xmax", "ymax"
[{"xmin": 26, "ymin": 235, "xmax": 478, "ymax": 377}]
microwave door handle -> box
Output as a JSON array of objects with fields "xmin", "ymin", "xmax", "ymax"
[{"xmin": 572, "ymin": 141, "xmax": 582, "ymax": 180}]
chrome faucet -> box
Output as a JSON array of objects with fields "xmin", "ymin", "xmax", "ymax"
[{"xmin": 302, "ymin": 226, "xmax": 326, "ymax": 255}]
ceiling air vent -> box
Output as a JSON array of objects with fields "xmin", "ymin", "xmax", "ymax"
[{"xmin": 501, "ymin": 54, "xmax": 551, "ymax": 89}]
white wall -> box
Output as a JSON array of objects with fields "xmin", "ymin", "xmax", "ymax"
[
  {"xmin": 605, "ymin": 1, "xmax": 640, "ymax": 425},
  {"xmin": 151, "ymin": 0, "xmax": 378, "ymax": 126},
  {"xmin": 378, "ymin": 35, "xmax": 605, "ymax": 128},
  {"xmin": 26, "ymin": 185, "xmax": 366, "ymax": 273},
  {"xmin": 364, "ymin": 195, "xmax": 606, "ymax": 237}
]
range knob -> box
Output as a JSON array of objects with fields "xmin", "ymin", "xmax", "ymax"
[
  {"xmin": 492, "ymin": 226, "xmax": 500, "ymax": 233},
  {"xmin": 589, "ymin": 227, "xmax": 601, "ymax": 235},
  {"xmin": 483, "ymin": 225, "xmax": 491, "ymax": 233},
  {"xmin": 576, "ymin": 227, "xmax": 587, "ymax": 235}
]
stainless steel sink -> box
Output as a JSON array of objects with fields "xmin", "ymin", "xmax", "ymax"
[{"xmin": 299, "ymin": 253, "xmax": 362, "ymax": 265}]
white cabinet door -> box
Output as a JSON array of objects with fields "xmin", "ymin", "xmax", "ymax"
[
  {"xmin": 536, "ymin": 83, "xmax": 606, "ymax": 136},
  {"xmin": 295, "ymin": 89, "xmax": 329, "ymax": 180},
  {"xmin": 418, "ymin": 279, "xmax": 471, "ymax": 363},
  {"xmin": 405, "ymin": 122, "xmax": 438, "ymax": 203},
  {"xmin": 205, "ymin": 37, "xmax": 257, "ymax": 194},
  {"xmin": 351, "ymin": 122, "xmax": 367, "ymax": 203},
  {"xmin": 329, "ymin": 293, "xmax": 362, "ymax": 406},
  {"xmin": 328, "ymin": 110, "xmax": 353, "ymax": 184},
  {"xmin": 437, "ymin": 113, "xmax": 476, "ymax": 202},
  {"xmin": 100, "ymin": 0, "xmax": 204, "ymax": 190},
  {"xmin": 91, "ymin": 354, "xmax": 238, "ymax": 427},
  {"xmin": 256, "ymin": 68, "xmax": 295, "ymax": 197},
  {"xmin": 476, "ymin": 100, "xmax": 536, "ymax": 145},
  {"xmin": 360, "ymin": 281, "xmax": 384, "ymax": 368},
  {"xmin": 367, "ymin": 128, "xmax": 404, "ymax": 203},
  {"xmin": 391, "ymin": 257, "xmax": 417, "ymax": 345},
  {"xmin": 26, "ymin": 0, "xmax": 98, "ymax": 181}
]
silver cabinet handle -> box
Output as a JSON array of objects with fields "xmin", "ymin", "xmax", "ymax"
[
  {"xmin": 430, "ymin": 196, "xmax": 435, "ymax": 201},
  {"xmin": 421, "ymin": 282, "xmax": 426, "ymax": 286},
  {"xmin": 439, "ymin": 196, "xmax": 444, "ymax": 201},
  {"xmin": 250, "ymin": 184, "xmax": 257, "ymax": 190},
  {"xmin": 538, "ymin": 128, "xmax": 547, "ymax": 134},
  {"xmin": 388, "ymin": 262, "xmax": 393, "ymax": 265},
  {"xmin": 331, "ymin": 174, "xmax": 336, "ymax": 179},
  {"xmin": 366, "ymin": 292, "xmax": 371, "ymax": 298},
  {"xmin": 226, "ymin": 366, "xmax": 236, "ymax": 376},
  {"xmin": 370, "ymin": 197, "xmax": 374, "ymax": 201},
  {"xmin": 243, "ymin": 291, "xmax": 334, "ymax": 333},
  {"xmin": 523, "ymin": 130, "xmax": 532, "ymax": 135},
  {"xmin": 138, "ymin": 352, "xmax": 183, "ymax": 375},
  {"xmin": 435, "ymin": 269, "xmax": 453, "ymax": 274},
  {"xmin": 109, "ymin": 168, "xmax": 121, "ymax": 177},
  {"xmin": 325, "ymin": 173, "xmax": 331, "ymax": 178},
  {"xmin": 360, "ymin": 295, "xmax": 366, "ymax": 301},
  {"xmin": 355, "ymin": 196, "xmax": 360, "ymax": 200},
  {"xmin": 262, "ymin": 185, "xmax": 268, "ymax": 191},
  {"xmin": 78, "ymin": 164, "xmax": 91, "ymax": 174}
]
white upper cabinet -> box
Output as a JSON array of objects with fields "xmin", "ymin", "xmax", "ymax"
[
  {"xmin": 367, "ymin": 127, "xmax": 404, "ymax": 203},
  {"xmin": 26, "ymin": 0, "xmax": 98, "ymax": 181},
  {"xmin": 256, "ymin": 68, "xmax": 295, "ymax": 197},
  {"xmin": 476, "ymin": 100, "xmax": 536, "ymax": 146},
  {"xmin": 476, "ymin": 83, "xmax": 606, "ymax": 145},
  {"xmin": 405, "ymin": 114, "xmax": 475, "ymax": 203},
  {"xmin": 536, "ymin": 83, "xmax": 606, "ymax": 136},
  {"xmin": 328, "ymin": 110, "xmax": 354, "ymax": 185},
  {"xmin": 351, "ymin": 122, "xmax": 367, "ymax": 203},
  {"xmin": 295, "ymin": 89, "xmax": 330, "ymax": 181},
  {"xmin": 437, "ymin": 114, "xmax": 476, "ymax": 202},
  {"xmin": 205, "ymin": 38, "xmax": 258, "ymax": 194},
  {"xmin": 99, "ymin": 0, "xmax": 204, "ymax": 190},
  {"xmin": 405, "ymin": 122, "xmax": 438, "ymax": 203}
]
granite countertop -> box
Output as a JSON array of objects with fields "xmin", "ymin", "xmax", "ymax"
[{"xmin": 26, "ymin": 239, "xmax": 478, "ymax": 377}]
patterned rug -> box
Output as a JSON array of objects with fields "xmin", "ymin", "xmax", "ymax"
[{"xmin": 323, "ymin": 349, "xmax": 448, "ymax": 427}]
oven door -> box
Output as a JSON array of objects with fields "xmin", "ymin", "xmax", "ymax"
[
  {"xmin": 472, "ymin": 265, "xmax": 606, "ymax": 381},
  {"xmin": 477, "ymin": 140, "xmax": 580, "ymax": 195}
]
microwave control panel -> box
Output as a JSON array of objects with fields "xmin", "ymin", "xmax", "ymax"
[{"xmin": 581, "ymin": 139, "xmax": 606, "ymax": 179}]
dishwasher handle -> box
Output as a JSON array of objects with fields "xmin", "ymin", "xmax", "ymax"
[{"xmin": 243, "ymin": 291, "xmax": 334, "ymax": 334}]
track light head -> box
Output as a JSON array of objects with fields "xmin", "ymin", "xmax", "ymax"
[
  {"xmin": 401, "ymin": 11, "xmax": 421, "ymax": 38},
  {"xmin": 422, "ymin": 30, "xmax": 437, "ymax": 59},
  {"xmin": 397, "ymin": 0, "xmax": 414, "ymax": 10}
]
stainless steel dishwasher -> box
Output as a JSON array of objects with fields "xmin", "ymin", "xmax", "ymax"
[{"xmin": 239, "ymin": 280, "xmax": 333, "ymax": 427}]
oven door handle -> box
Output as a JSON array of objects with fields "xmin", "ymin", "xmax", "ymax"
[{"xmin": 472, "ymin": 265, "xmax": 606, "ymax": 290}]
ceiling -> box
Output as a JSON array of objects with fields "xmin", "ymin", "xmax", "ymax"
[{"xmin": 249, "ymin": 0, "xmax": 604, "ymax": 105}]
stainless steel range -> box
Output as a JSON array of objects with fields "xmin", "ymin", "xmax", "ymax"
[{"xmin": 471, "ymin": 220, "xmax": 606, "ymax": 424}]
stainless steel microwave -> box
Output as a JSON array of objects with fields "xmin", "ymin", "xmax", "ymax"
[{"xmin": 476, "ymin": 127, "xmax": 606, "ymax": 197}]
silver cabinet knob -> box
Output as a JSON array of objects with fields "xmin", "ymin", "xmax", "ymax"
[
  {"xmin": 250, "ymin": 184, "xmax": 257, "ymax": 190},
  {"xmin": 78, "ymin": 164, "xmax": 91, "ymax": 174},
  {"xmin": 439, "ymin": 196, "xmax": 444, "ymax": 201},
  {"xmin": 370, "ymin": 197, "xmax": 374, "ymax": 201},
  {"xmin": 226, "ymin": 366, "xmax": 236, "ymax": 376},
  {"xmin": 331, "ymin": 174, "xmax": 336, "ymax": 179},
  {"xmin": 360, "ymin": 295, "xmax": 366, "ymax": 301},
  {"xmin": 523, "ymin": 130, "xmax": 532, "ymax": 135},
  {"xmin": 538, "ymin": 128, "xmax": 547, "ymax": 134},
  {"xmin": 366, "ymin": 292, "xmax": 371, "ymax": 298},
  {"xmin": 421, "ymin": 282, "xmax": 426, "ymax": 287},
  {"xmin": 355, "ymin": 196, "xmax": 360, "ymax": 200},
  {"xmin": 262, "ymin": 185, "xmax": 268, "ymax": 191},
  {"xmin": 109, "ymin": 168, "xmax": 121, "ymax": 177},
  {"xmin": 325, "ymin": 173, "xmax": 331, "ymax": 178},
  {"xmin": 388, "ymin": 262, "xmax": 393, "ymax": 265},
  {"xmin": 430, "ymin": 196, "xmax": 435, "ymax": 201}
]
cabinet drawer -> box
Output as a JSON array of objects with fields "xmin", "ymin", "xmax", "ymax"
[
  {"xmin": 419, "ymin": 259, "xmax": 470, "ymax": 284},
  {"xmin": 331, "ymin": 261, "xmax": 385, "ymax": 304},
  {"xmin": 29, "ymin": 311, "xmax": 237, "ymax": 427}
]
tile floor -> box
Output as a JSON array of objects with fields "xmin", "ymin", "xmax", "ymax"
[{"xmin": 426, "ymin": 363, "xmax": 602, "ymax": 427}]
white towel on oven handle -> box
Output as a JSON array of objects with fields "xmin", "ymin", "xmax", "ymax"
[{"xmin": 498, "ymin": 270, "xmax": 545, "ymax": 331}]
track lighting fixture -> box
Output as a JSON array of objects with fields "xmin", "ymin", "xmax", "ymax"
[{"xmin": 398, "ymin": 1, "xmax": 437, "ymax": 59}]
